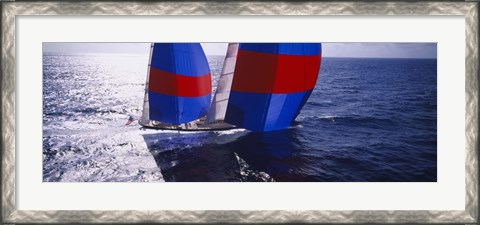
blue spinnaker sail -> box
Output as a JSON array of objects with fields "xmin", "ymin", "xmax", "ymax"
[
  {"xmin": 224, "ymin": 43, "xmax": 322, "ymax": 132},
  {"xmin": 148, "ymin": 43, "xmax": 212, "ymax": 124}
]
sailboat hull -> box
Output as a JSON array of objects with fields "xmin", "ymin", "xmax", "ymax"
[{"xmin": 140, "ymin": 120, "xmax": 236, "ymax": 131}]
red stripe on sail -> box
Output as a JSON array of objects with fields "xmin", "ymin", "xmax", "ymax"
[
  {"xmin": 231, "ymin": 50, "xmax": 321, "ymax": 94},
  {"xmin": 149, "ymin": 67, "xmax": 211, "ymax": 97}
]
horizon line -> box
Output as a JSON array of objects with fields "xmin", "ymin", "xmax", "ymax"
[{"xmin": 43, "ymin": 51, "xmax": 437, "ymax": 59}]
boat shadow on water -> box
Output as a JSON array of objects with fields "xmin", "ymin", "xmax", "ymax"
[{"xmin": 142, "ymin": 128, "xmax": 309, "ymax": 182}]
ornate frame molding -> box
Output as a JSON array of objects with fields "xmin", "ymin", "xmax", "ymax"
[{"xmin": 1, "ymin": 1, "xmax": 478, "ymax": 223}]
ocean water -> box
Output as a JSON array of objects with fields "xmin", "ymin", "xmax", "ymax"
[{"xmin": 43, "ymin": 53, "xmax": 437, "ymax": 182}]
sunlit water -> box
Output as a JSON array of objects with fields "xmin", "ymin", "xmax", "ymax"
[{"xmin": 43, "ymin": 53, "xmax": 436, "ymax": 182}]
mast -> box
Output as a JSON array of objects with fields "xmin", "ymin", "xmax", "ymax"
[
  {"xmin": 140, "ymin": 43, "xmax": 155, "ymax": 126},
  {"xmin": 205, "ymin": 43, "xmax": 239, "ymax": 123}
]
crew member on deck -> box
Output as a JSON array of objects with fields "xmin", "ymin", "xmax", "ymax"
[{"xmin": 125, "ymin": 114, "xmax": 138, "ymax": 125}]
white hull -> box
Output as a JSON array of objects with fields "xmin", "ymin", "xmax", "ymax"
[{"xmin": 140, "ymin": 118, "xmax": 236, "ymax": 131}]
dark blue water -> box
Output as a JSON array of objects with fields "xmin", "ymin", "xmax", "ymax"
[{"xmin": 43, "ymin": 54, "xmax": 436, "ymax": 182}]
